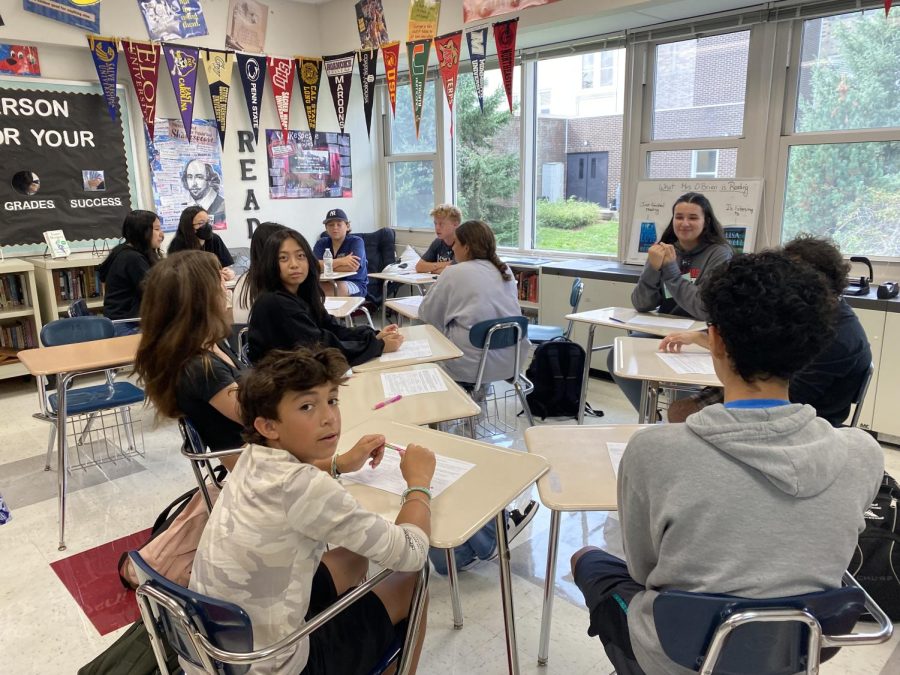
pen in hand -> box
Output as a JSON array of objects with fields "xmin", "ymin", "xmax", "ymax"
[
  {"xmin": 384, "ymin": 442, "xmax": 406, "ymax": 455},
  {"xmin": 373, "ymin": 394, "xmax": 403, "ymax": 410}
]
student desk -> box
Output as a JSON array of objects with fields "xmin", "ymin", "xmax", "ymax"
[
  {"xmin": 337, "ymin": 419, "xmax": 549, "ymax": 675},
  {"xmin": 613, "ymin": 336, "xmax": 720, "ymax": 424},
  {"xmin": 320, "ymin": 270, "xmax": 354, "ymax": 282},
  {"xmin": 368, "ymin": 271, "xmax": 438, "ymax": 326},
  {"xmin": 524, "ymin": 424, "xmax": 647, "ymax": 666},
  {"xmin": 340, "ymin": 363, "xmax": 479, "ymax": 426},
  {"xmin": 352, "ymin": 324, "xmax": 462, "ymax": 373},
  {"xmin": 565, "ymin": 307, "xmax": 706, "ymax": 423},
  {"xmin": 383, "ymin": 295, "xmax": 423, "ymax": 325},
  {"xmin": 323, "ymin": 296, "xmax": 365, "ymax": 327},
  {"xmin": 17, "ymin": 334, "xmax": 142, "ymax": 551}
]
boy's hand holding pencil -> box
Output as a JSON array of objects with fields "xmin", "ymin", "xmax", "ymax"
[{"xmin": 340, "ymin": 434, "xmax": 387, "ymax": 472}]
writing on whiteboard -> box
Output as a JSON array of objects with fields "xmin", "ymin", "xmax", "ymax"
[{"xmin": 653, "ymin": 181, "xmax": 752, "ymax": 198}]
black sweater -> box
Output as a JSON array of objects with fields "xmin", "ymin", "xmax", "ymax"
[
  {"xmin": 167, "ymin": 232, "xmax": 234, "ymax": 268},
  {"xmin": 98, "ymin": 245, "xmax": 152, "ymax": 320}
]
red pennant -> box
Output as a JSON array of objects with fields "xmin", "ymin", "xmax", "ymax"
[
  {"xmin": 381, "ymin": 41, "xmax": 400, "ymax": 118},
  {"xmin": 434, "ymin": 31, "xmax": 462, "ymax": 136},
  {"xmin": 887, "ymin": 1, "xmax": 893, "ymax": 16},
  {"xmin": 267, "ymin": 56, "xmax": 295, "ymax": 144},
  {"xmin": 493, "ymin": 18, "xmax": 518, "ymax": 113},
  {"xmin": 121, "ymin": 39, "xmax": 161, "ymax": 138}
]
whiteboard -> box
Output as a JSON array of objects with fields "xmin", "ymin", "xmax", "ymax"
[{"xmin": 625, "ymin": 179, "xmax": 764, "ymax": 265}]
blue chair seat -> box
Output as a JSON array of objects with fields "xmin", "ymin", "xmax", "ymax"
[
  {"xmin": 527, "ymin": 324, "xmax": 565, "ymax": 343},
  {"xmin": 49, "ymin": 382, "xmax": 144, "ymax": 415}
]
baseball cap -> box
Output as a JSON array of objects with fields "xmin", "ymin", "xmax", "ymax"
[{"xmin": 323, "ymin": 208, "xmax": 349, "ymax": 223}]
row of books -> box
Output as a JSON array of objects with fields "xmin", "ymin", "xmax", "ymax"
[
  {"xmin": 516, "ymin": 271, "xmax": 539, "ymax": 303},
  {"xmin": 53, "ymin": 268, "xmax": 103, "ymax": 302},
  {"xmin": 0, "ymin": 318, "xmax": 38, "ymax": 350},
  {"xmin": 0, "ymin": 274, "xmax": 28, "ymax": 310}
]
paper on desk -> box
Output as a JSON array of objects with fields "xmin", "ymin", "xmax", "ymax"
[
  {"xmin": 379, "ymin": 339, "xmax": 433, "ymax": 362},
  {"xmin": 656, "ymin": 352, "xmax": 716, "ymax": 375},
  {"xmin": 392, "ymin": 296, "xmax": 423, "ymax": 307},
  {"xmin": 341, "ymin": 448, "xmax": 474, "ymax": 498},
  {"xmin": 607, "ymin": 442, "xmax": 627, "ymax": 478},
  {"xmin": 324, "ymin": 299, "xmax": 345, "ymax": 310},
  {"xmin": 628, "ymin": 315, "xmax": 696, "ymax": 330},
  {"xmin": 381, "ymin": 369, "xmax": 447, "ymax": 397},
  {"xmin": 401, "ymin": 273, "xmax": 437, "ymax": 282}
]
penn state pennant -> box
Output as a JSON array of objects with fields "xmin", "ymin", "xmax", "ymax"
[{"xmin": 236, "ymin": 52, "xmax": 267, "ymax": 143}]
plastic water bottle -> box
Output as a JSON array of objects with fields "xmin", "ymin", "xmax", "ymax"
[
  {"xmin": 323, "ymin": 249, "xmax": 333, "ymax": 276},
  {"xmin": 0, "ymin": 493, "xmax": 10, "ymax": 525}
]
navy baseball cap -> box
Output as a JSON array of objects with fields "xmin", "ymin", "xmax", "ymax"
[{"xmin": 323, "ymin": 208, "xmax": 349, "ymax": 223}]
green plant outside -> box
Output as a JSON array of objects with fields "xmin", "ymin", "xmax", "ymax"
[{"xmin": 535, "ymin": 219, "xmax": 619, "ymax": 255}]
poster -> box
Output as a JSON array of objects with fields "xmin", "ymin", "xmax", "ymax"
[
  {"xmin": 407, "ymin": 0, "xmax": 440, "ymax": 41},
  {"xmin": 149, "ymin": 118, "xmax": 227, "ymax": 232},
  {"xmin": 23, "ymin": 0, "xmax": 100, "ymax": 32},
  {"xmin": 355, "ymin": 0, "xmax": 389, "ymax": 50},
  {"xmin": 225, "ymin": 0, "xmax": 268, "ymax": 54},
  {"xmin": 138, "ymin": 0, "xmax": 209, "ymax": 41},
  {"xmin": 463, "ymin": 0, "xmax": 560, "ymax": 23},
  {"xmin": 0, "ymin": 45, "xmax": 41, "ymax": 77},
  {"xmin": 265, "ymin": 130, "xmax": 352, "ymax": 200}
]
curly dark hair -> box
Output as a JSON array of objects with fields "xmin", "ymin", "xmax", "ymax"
[
  {"xmin": 701, "ymin": 252, "xmax": 838, "ymax": 383},
  {"xmin": 238, "ymin": 347, "xmax": 349, "ymax": 445},
  {"xmin": 782, "ymin": 234, "xmax": 850, "ymax": 297}
]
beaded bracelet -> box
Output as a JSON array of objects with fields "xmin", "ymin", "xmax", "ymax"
[
  {"xmin": 330, "ymin": 453, "xmax": 341, "ymax": 479},
  {"xmin": 401, "ymin": 486, "xmax": 432, "ymax": 504}
]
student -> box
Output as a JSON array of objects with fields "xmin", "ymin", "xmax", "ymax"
[
  {"xmin": 135, "ymin": 250, "xmax": 244, "ymax": 468},
  {"xmin": 167, "ymin": 205, "xmax": 235, "ymax": 279},
  {"xmin": 232, "ymin": 222, "xmax": 288, "ymax": 325},
  {"xmin": 663, "ymin": 235, "xmax": 873, "ymax": 426},
  {"xmin": 416, "ymin": 204, "xmax": 462, "ymax": 274},
  {"xmin": 98, "ymin": 209, "xmax": 164, "ymax": 336},
  {"xmin": 610, "ymin": 192, "xmax": 733, "ymax": 411},
  {"xmin": 190, "ymin": 347, "xmax": 435, "ymax": 675},
  {"xmin": 247, "ymin": 229, "xmax": 403, "ymax": 366},
  {"xmin": 571, "ymin": 252, "xmax": 884, "ymax": 675},
  {"xmin": 314, "ymin": 208, "xmax": 368, "ymax": 297},
  {"xmin": 419, "ymin": 219, "xmax": 529, "ymax": 386}
]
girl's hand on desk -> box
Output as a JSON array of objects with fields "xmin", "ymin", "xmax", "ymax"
[
  {"xmin": 340, "ymin": 434, "xmax": 386, "ymax": 472},
  {"xmin": 659, "ymin": 331, "xmax": 709, "ymax": 353},
  {"xmin": 381, "ymin": 332, "xmax": 404, "ymax": 353},
  {"xmin": 400, "ymin": 444, "xmax": 436, "ymax": 487},
  {"xmin": 376, "ymin": 324, "xmax": 400, "ymax": 339}
]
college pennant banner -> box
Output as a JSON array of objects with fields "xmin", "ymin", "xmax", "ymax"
[
  {"xmin": 493, "ymin": 18, "xmax": 518, "ymax": 113},
  {"xmin": 200, "ymin": 49, "xmax": 234, "ymax": 149},
  {"xmin": 357, "ymin": 48, "xmax": 379, "ymax": 137},
  {"xmin": 163, "ymin": 43, "xmax": 200, "ymax": 142},
  {"xmin": 236, "ymin": 53, "xmax": 267, "ymax": 143},
  {"xmin": 381, "ymin": 41, "xmax": 400, "ymax": 118},
  {"xmin": 121, "ymin": 39, "xmax": 161, "ymax": 138},
  {"xmin": 406, "ymin": 39, "xmax": 432, "ymax": 139},
  {"xmin": 297, "ymin": 57, "xmax": 323, "ymax": 141},
  {"xmin": 86, "ymin": 35, "xmax": 119, "ymax": 121},
  {"xmin": 267, "ymin": 56, "xmax": 295, "ymax": 144},
  {"xmin": 324, "ymin": 52, "xmax": 356, "ymax": 135},
  {"xmin": 434, "ymin": 31, "xmax": 462, "ymax": 136},
  {"xmin": 466, "ymin": 26, "xmax": 488, "ymax": 113}
]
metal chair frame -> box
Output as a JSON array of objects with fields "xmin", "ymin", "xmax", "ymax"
[
  {"xmin": 848, "ymin": 362, "xmax": 875, "ymax": 428},
  {"xmin": 527, "ymin": 277, "xmax": 584, "ymax": 343},
  {"xmin": 471, "ymin": 317, "xmax": 535, "ymax": 428},
  {"xmin": 178, "ymin": 418, "xmax": 244, "ymax": 513}
]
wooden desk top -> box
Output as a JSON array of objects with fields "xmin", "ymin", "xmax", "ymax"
[
  {"xmin": 384, "ymin": 296, "xmax": 423, "ymax": 321},
  {"xmin": 368, "ymin": 271, "xmax": 439, "ymax": 285},
  {"xmin": 525, "ymin": 425, "xmax": 649, "ymax": 511},
  {"xmin": 566, "ymin": 306, "xmax": 706, "ymax": 336},
  {"xmin": 18, "ymin": 334, "xmax": 141, "ymax": 377},
  {"xmin": 324, "ymin": 296, "xmax": 364, "ymax": 319},
  {"xmin": 613, "ymin": 336, "xmax": 721, "ymax": 387},
  {"xmin": 338, "ymin": 419, "xmax": 548, "ymax": 549},
  {"xmin": 352, "ymin": 324, "xmax": 462, "ymax": 373},
  {"xmin": 341, "ymin": 363, "xmax": 479, "ymax": 426}
]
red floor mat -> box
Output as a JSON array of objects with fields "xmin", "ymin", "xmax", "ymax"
[{"xmin": 50, "ymin": 528, "xmax": 151, "ymax": 635}]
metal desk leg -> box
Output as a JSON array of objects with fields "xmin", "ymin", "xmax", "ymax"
[
  {"xmin": 57, "ymin": 372, "xmax": 72, "ymax": 551},
  {"xmin": 577, "ymin": 325, "xmax": 596, "ymax": 424},
  {"xmin": 638, "ymin": 381, "xmax": 650, "ymax": 424},
  {"xmin": 381, "ymin": 280, "xmax": 389, "ymax": 328},
  {"xmin": 446, "ymin": 549, "xmax": 464, "ymax": 629},
  {"xmin": 647, "ymin": 382, "xmax": 660, "ymax": 424},
  {"xmin": 538, "ymin": 509, "xmax": 561, "ymax": 666},
  {"xmin": 497, "ymin": 510, "xmax": 520, "ymax": 674}
]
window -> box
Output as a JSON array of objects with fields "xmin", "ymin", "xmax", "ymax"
[
  {"xmin": 646, "ymin": 149, "xmax": 734, "ymax": 179},
  {"xmin": 691, "ymin": 149, "xmax": 719, "ymax": 178},
  {"xmin": 581, "ymin": 54, "xmax": 594, "ymax": 89},
  {"xmin": 598, "ymin": 51, "xmax": 615, "ymax": 87}
]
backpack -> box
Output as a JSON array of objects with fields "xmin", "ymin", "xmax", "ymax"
[
  {"xmin": 525, "ymin": 337, "xmax": 603, "ymax": 420},
  {"xmin": 78, "ymin": 620, "xmax": 179, "ymax": 675},
  {"xmin": 849, "ymin": 471, "xmax": 900, "ymax": 620}
]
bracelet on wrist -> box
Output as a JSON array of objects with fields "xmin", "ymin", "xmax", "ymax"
[
  {"xmin": 330, "ymin": 453, "xmax": 341, "ymax": 479},
  {"xmin": 401, "ymin": 486, "xmax": 432, "ymax": 504}
]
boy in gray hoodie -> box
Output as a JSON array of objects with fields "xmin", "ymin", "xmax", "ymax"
[{"xmin": 571, "ymin": 252, "xmax": 884, "ymax": 675}]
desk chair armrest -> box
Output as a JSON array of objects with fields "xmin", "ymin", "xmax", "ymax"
[
  {"xmin": 110, "ymin": 318, "xmax": 141, "ymax": 326},
  {"xmin": 180, "ymin": 446, "xmax": 245, "ymax": 463},
  {"xmin": 822, "ymin": 572, "xmax": 894, "ymax": 648}
]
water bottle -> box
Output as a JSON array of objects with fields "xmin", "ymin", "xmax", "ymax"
[
  {"xmin": 323, "ymin": 248, "xmax": 333, "ymax": 276},
  {"xmin": 0, "ymin": 492, "xmax": 10, "ymax": 525}
]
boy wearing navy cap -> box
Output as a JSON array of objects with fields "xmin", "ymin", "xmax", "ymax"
[{"xmin": 314, "ymin": 208, "xmax": 369, "ymax": 297}]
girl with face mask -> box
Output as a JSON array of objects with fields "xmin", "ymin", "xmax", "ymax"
[{"xmin": 168, "ymin": 205, "xmax": 236, "ymax": 280}]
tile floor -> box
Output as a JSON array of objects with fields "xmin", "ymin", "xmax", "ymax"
[{"xmin": 1, "ymin": 371, "xmax": 898, "ymax": 674}]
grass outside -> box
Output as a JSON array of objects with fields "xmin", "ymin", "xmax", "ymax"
[{"xmin": 535, "ymin": 220, "xmax": 619, "ymax": 255}]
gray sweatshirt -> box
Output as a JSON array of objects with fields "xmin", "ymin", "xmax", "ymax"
[
  {"xmin": 619, "ymin": 404, "xmax": 884, "ymax": 675},
  {"xmin": 631, "ymin": 242, "xmax": 732, "ymax": 319}
]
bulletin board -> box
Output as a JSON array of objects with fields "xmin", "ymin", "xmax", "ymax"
[{"xmin": 625, "ymin": 179, "xmax": 764, "ymax": 265}]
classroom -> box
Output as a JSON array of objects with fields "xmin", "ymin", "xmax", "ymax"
[{"xmin": 1, "ymin": 1, "xmax": 899, "ymax": 674}]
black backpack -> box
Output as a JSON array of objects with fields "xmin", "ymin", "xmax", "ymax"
[
  {"xmin": 849, "ymin": 471, "xmax": 900, "ymax": 620},
  {"xmin": 525, "ymin": 337, "xmax": 602, "ymax": 420}
]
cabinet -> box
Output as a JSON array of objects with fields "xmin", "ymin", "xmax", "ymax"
[
  {"xmin": 872, "ymin": 311, "xmax": 900, "ymax": 439},
  {"xmin": 854, "ymin": 308, "xmax": 885, "ymax": 430},
  {"xmin": 0, "ymin": 258, "xmax": 43, "ymax": 380},
  {"xmin": 29, "ymin": 253, "xmax": 106, "ymax": 325}
]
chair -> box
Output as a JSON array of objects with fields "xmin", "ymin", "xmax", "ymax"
[
  {"xmin": 179, "ymin": 418, "xmax": 243, "ymax": 513},
  {"xmin": 131, "ymin": 550, "xmax": 429, "ymax": 675},
  {"xmin": 527, "ymin": 277, "xmax": 584, "ymax": 344},
  {"xmin": 848, "ymin": 362, "xmax": 875, "ymax": 428},
  {"xmin": 236, "ymin": 326, "xmax": 250, "ymax": 366},
  {"xmin": 653, "ymin": 571, "xmax": 893, "ymax": 675},
  {"xmin": 470, "ymin": 316, "xmax": 536, "ymax": 427}
]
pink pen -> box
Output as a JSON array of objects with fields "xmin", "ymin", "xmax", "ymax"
[
  {"xmin": 384, "ymin": 442, "xmax": 406, "ymax": 454},
  {"xmin": 373, "ymin": 394, "xmax": 403, "ymax": 410}
]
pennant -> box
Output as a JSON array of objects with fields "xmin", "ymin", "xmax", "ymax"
[
  {"xmin": 493, "ymin": 18, "xmax": 518, "ymax": 113},
  {"xmin": 406, "ymin": 39, "xmax": 431, "ymax": 140},
  {"xmin": 357, "ymin": 48, "xmax": 379, "ymax": 138},
  {"xmin": 86, "ymin": 35, "xmax": 119, "ymax": 121},
  {"xmin": 121, "ymin": 39, "xmax": 161, "ymax": 138},
  {"xmin": 466, "ymin": 26, "xmax": 488, "ymax": 113},
  {"xmin": 887, "ymin": 1, "xmax": 893, "ymax": 16},
  {"xmin": 324, "ymin": 52, "xmax": 356, "ymax": 135},
  {"xmin": 297, "ymin": 57, "xmax": 323, "ymax": 141},
  {"xmin": 163, "ymin": 43, "xmax": 200, "ymax": 142},
  {"xmin": 434, "ymin": 31, "xmax": 462, "ymax": 136},
  {"xmin": 267, "ymin": 56, "xmax": 295, "ymax": 144},
  {"xmin": 382, "ymin": 41, "xmax": 401, "ymax": 118},
  {"xmin": 236, "ymin": 53, "xmax": 267, "ymax": 143},
  {"xmin": 200, "ymin": 49, "xmax": 234, "ymax": 149}
]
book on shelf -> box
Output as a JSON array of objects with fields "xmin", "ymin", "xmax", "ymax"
[
  {"xmin": 0, "ymin": 274, "xmax": 27, "ymax": 309},
  {"xmin": 53, "ymin": 267, "xmax": 102, "ymax": 303},
  {"xmin": 0, "ymin": 318, "xmax": 37, "ymax": 350},
  {"xmin": 43, "ymin": 230, "xmax": 71, "ymax": 259}
]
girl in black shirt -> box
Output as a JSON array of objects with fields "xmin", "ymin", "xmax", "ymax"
[{"xmin": 167, "ymin": 205, "xmax": 235, "ymax": 279}]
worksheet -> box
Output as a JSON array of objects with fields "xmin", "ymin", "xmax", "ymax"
[
  {"xmin": 381, "ymin": 369, "xmax": 448, "ymax": 397},
  {"xmin": 391, "ymin": 296, "xmax": 424, "ymax": 307},
  {"xmin": 378, "ymin": 339, "xmax": 433, "ymax": 362},
  {"xmin": 341, "ymin": 449, "xmax": 474, "ymax": 498},
  {"xmin": 324, "ymin": 298, "xmax": 345, "ymax": 310},
  {"xmin": 607, "ymin": 442, "xmax": 627, "ymax": 478},
  {"xmin": 656, "ymin": 352, "xmax": 716, "ymax": 375}
]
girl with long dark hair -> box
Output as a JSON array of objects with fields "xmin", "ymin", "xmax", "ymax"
[{"xmin": 167, "ymin": 205, "xmax": 235, "ymax": 278}]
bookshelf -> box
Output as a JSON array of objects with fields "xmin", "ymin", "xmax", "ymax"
[
  {"xmin": 28, "ymin": 253, "xmax": 106, "ymax": 325},
  {"xmin": 504, "ymin": 258, "xmax": 551, "ymax": 322},
  {"xmin": 0, "ymin": 258, "xmax": 43, "ymax": 379}
]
